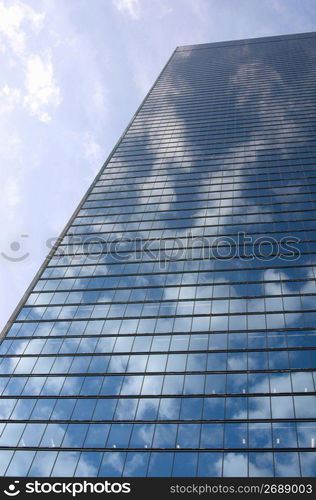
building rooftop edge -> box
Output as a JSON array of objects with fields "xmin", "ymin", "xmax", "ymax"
[{"xmin": 176, "ymin": 31, "xmax": 316, "ymax": 51}]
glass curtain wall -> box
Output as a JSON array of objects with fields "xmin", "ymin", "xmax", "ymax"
[{"xmin": 0, "ymin": 32, "xmax": 316, "ymax": 477}]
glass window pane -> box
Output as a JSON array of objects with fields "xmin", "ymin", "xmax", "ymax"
[
  {"xmin": 173, "ymin": 452, "xmax": 198, "ymax": 476},
  {"xmin": 197, "ymin": 452, "xmax": 223, "ymax": 477},
  {"xmin": 223, "ymin": 453, "xmax": 247, "ymax": 477},
  {"xmin": 147, "ymin": 452, "xmax": 174, "ymax": 477}
]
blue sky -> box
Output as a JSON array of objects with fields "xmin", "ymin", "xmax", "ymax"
[{"xmin": 1, "ymin": 0, "xmax": 316, "ymax": 331}]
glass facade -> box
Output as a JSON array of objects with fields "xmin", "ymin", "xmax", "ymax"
[{"xmin": 1, "ymin": 32, "xmax": 316, "ymax": 477}]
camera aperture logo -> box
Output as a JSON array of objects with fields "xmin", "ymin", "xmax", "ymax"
[{"xmin": 3, "ymin": 481, "xmax": 131, "ymax": 497}]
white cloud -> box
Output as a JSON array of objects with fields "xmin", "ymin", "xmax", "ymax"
[
  {"xmin": 5, "ymin": 178, "xmax": 21, "ymax": 210},
  {"xmin": 83, "ymin": 132, "xmax": 104, "ymax": 169},
  {"xmin": 0, "ymin": 84, "xmax": 21, "ymax": 112},
  {"xmin": 223, "ymin": 453, "xmax": 247, "ymax": 477},
  {"xmin": 113, "ymin": 0, "xmax": 141, "ymax": 19},
  {"xmin": 123, "ymin": 453, "xmax": 147, "ymax": 475},
  {"xmin": 0, "ymin": 2, "xmax": 60, "ymax": 122},
  {"xmin": 91, "ymin": 79, "xmax": 109, "ymax": 112},
  {"xmin": 23, "ymin": 53, "xmax": 61, "ymax": 122},
  {"xmin": 0, "ymin": 0, "xmax": 45, "ymax": 55},
  {"xmin": 100, "ymin": 452, "xmax": 125, "ymax": 474}
]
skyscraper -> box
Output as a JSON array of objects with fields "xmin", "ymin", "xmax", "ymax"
[{"xmin": 1, "ymin": 32, "xmax": 316, "ymax": 478}]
